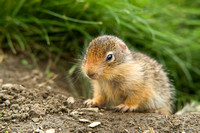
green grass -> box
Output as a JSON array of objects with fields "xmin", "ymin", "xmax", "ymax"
[{"xmin": 0, "ymin": 0, "xmax": 200, "ymax": 110}]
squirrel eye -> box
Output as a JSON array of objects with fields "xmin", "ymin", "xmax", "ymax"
[{"xmin": 106, "ymin": 54, "xmax": 113, "ymax": 62}]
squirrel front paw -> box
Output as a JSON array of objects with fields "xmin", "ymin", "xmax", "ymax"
[
  {"xmin": 115, "ymin": 104, "xmax": 137, "ymax": 112},
  {"xmin": 84, "ymin": 99, "xmax": 103, "ymax": 107}
]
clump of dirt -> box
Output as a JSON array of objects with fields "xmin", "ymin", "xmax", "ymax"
[{"xmin": 0, "ymin": 53, "xmax": 200, "ymax": 132}]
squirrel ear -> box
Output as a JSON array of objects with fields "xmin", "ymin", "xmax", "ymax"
[{"xmin": 119, "ymin": 43, "xmax": 127, "ymax": 51}]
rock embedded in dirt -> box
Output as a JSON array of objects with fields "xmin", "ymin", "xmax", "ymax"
[
  {"xmin": 29, "ymin": 104, "xmax": 46, "ymax": 117},
  {"xmin": 88, "ymin": 122, "xmax": 101, "ymax": 128},
  {"xmin": 78, "ymin": 108, "xmax": 99, "ymax": 112}
]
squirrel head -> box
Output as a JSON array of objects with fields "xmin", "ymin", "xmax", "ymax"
[{"xmin": 82, "ymin": 35, "xmax": 132, "ymax": 80}]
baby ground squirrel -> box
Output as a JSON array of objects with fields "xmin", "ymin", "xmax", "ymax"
[{"xmin": 82, "ymin": 35, "xmax": 175, "ymax": 114}]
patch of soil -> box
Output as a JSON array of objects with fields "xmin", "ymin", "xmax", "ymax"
[{"xmin": 0, "ymin": 54, "xmax": 200, "ymax": 132}]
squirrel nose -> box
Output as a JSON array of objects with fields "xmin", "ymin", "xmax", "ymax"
[{"xmin": 87, "ymin": 71, "xmax": 97, "ymax": 79}]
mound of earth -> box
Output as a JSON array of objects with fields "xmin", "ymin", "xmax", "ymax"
[{"xmin": 0, "ymin": 53, "xmax": 200, "ymax": 132}]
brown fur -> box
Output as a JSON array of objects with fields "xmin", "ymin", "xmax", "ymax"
[{"xmin": 82, "ymin": 35, "xmax": 175, "ymax": 115}]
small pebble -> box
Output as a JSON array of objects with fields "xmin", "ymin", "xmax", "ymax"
[
  {"xmin": 67, "ymin": 97, "xmax": 75, "ymax": 104},
  {"xmin": 70, "ymin": 110, "xmax": 84, "ymax": 116},
  {"xmin": 46, "ymin": 86, "xmax": 52, "ymax": 90},
  {"xmin": 45, "ymin": 129, "xmax": 55, "ymax": 133},
  {"xmin": 79, "ymin": 119, "xmax": 90, "ymax": 123},
  {"xmin": 35, "ymin": 129, "xmax": 44, "ymax": 133},
  {"xmin": 4, "ymin": 100, "xmax": 10, "ymax": 106},
  {"xmin": 25, "ymin": 107, "xmax": 30, "ymax": 111},
  {"xmin": 2, "ymin": 83, "xmax": 15, "ymax": 89},
  {"xmin": 12, "ymin": 119, "xmax": 16, "ymax": 123},
  {"xmin": 88, "ymin": 122, "xmax": 101, "ymax": 128},
  {"xmin": 32, "ymin": 118, "xmax": 40, "ymax": 123},
  {"xmin": 13, "ymin": 109, "xmax": 19, "ymax": 114},
  {"xmin": 19, "ymin": 85, "xmax": 26, "ymax": 90}
]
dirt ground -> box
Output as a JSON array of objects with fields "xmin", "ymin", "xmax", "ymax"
[{"xmin": 0, "ymin": 53, "xmax": 200, "ymax": 133}]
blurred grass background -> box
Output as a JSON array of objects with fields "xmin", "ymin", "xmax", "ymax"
[{"xmin": 0, "ymin": 0, "xmax": 200, "ymax": 111}]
